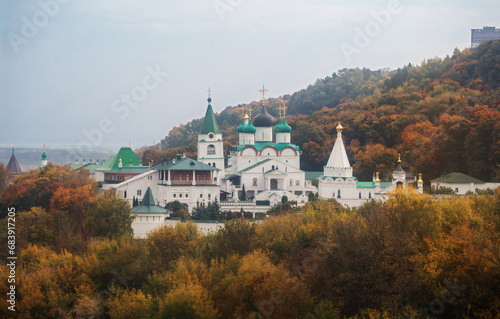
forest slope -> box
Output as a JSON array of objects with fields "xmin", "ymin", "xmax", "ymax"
[{"xmin": 142, "ymin": 40, "xmax": 500, "ymax": 182}]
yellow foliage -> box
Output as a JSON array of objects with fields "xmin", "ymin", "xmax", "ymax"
[{"xmin": 108, "ymin": 289, "xmax": 155, "ymax": 319}]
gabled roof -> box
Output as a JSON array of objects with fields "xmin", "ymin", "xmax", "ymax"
[
  {"xmin": 73, "ymin": 163, "xmax": 101, "ymax": 174},
  {"xmin": 7, "ymin": 147, "xmax": 21, "ymax": 173},
  {"xmin": 238, "ymin": 159, "xmax": 272, "ymax": 174},
  {"xmin": 131, "ymin": 187, "xmax": 170, "ymax": 214},
  {"xmin": 201, "ymin": 99, "xmax": 221, "ymax": 134},
  {"xmin": 431, "ymin": 172, "xmax": 485, "ymax": 184},
  {"xmin": 153, "ymin": 157, "xmax": 219, "ymax": 171}
]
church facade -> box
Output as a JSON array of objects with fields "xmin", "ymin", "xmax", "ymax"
[
  {"xmin": 318, "ymin": 123, "xmax": 423, "ymax": 207},
  {"xmin": 112, "ymin": 89, "xmax": 424, "ymax": 215},
  {"xmin": 221, "ymin": 90, "xmax": 315, "ymax": 206}
]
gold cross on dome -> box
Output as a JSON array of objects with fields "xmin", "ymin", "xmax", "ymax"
[
  {"xmin": 259, "ymin": 85, "xmax": 268, "ymax": 101},
  {"xmin": 207, "ymin": 87, "xmax": 212, "ymax": 98},
  {"xmin": 278, "ymin": 104, "xmax": 287, "ymax": 119}
]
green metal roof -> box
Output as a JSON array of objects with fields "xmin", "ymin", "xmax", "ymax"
[
  {"xmin": 357, "ymin": 181, "xmax": 375, "ymax": 188},
  {"xmin": 233, "ymin": 142, "xmax": 300, "ymax": 152},
  {"xmin": 238, "ymin": 159, "xmax": 272, "ymax": 174},
  {"xmin": 380, "ymin": 182, "xmax": 393, "ymax": 188},
  {"xmin": 95, "ymin": 148, "xmax": 143, "ymax": 172},
  {"xmin": 107, "ymin": 167, "xmax": 149, "ymax": 174},
  {"xmin": 320, "ymin": 175, "xmax": 358, "ymax": 181},
  {"xmin": 41, "ymin": 152, "xmax": 47, "ymax": 160},
  {"xmin": 72, "ymin": 163, "xmax": 101, "ymax": 174},
  {"xmin": 274, "ymin": 118, "xmax": 292, "ymax": 133},
  {"xmin": 153, "ymin": 157, "xmax": 219, "ymax": 171},
  {"xmin": 305, "ymin": 171, "xmax": 322, "ymax": 180},
  {"xmin": 244, "ymin": 122, "xmax": 257, "ymax": 134},
  {"xmin": 201, "ymin": 101, "xmax": 221, "ymax": 134},
  {"xmin": 131, "ymin": 187, "xmax": 170, "ymax": 214},
  {"xmin": 431, "ymin": 172, "xmax": 485, "ymax": 184},
  {"xmin": 237, "ymin": 119, "xmax": 246, "ymax": 133}
]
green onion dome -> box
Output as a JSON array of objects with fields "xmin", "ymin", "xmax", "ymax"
[
  {"xmin": 243, "ymin": 122, "xmax": 257, "ymax": 134},
  {"xmin": 274, "ymin": 118, "xmax": 292, "ymax": 133},
  {"xmin": 237, "ymin": 119, "xmax": 246, "ymax": 133}
]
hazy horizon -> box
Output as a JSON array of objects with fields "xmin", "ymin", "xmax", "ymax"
[{"xmin": 1, "ymin": 0, "xmax": 499, "ymax": 149}]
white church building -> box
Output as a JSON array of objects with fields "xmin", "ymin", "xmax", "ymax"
[
  {"xmin": 318, "ymin": 123, "xmax": 423, "ymax": 207},
  {"xmin": 112, "ymin": 89, "xmax": 424, "ymax": 218}
]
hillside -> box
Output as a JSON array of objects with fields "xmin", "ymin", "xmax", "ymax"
[{"xmin": 140, "ymin": 40, "xmax": 500, "ymax": 182}]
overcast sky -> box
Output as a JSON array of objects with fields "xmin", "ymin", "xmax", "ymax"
[{"xmin": 0, "ymin": 0, "xmax": 498, "ymax": 150}]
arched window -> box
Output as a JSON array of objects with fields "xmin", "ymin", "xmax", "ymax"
[
  {"xmin": 207, "ymin": 144, "xmax": 216, "ymax": 155},
  {"xmin": 213, "ymin": 163, "xmax": 216, "ymax": 168}
]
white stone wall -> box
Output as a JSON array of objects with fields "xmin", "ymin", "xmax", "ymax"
[
  {"xmin": 431, "ymin": 182, "xmax": 500, "ymax": 194},
  {"xmin": 115, "ymin": 170, "xmax": 220, "ymax": 212},
  {"xmin": 132, "ymin": 213, "xmax": 168, "ymax": 238},
  {"xmin": 318, "ymin": 177, "xmax": 379, "ymax": 204},
  {"xmin": 255, "ymin": 127, "xmax": 273, "ymax": 142}
]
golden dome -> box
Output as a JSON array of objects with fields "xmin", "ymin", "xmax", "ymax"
[
  {"xmin": 336, "ymin": 122, "xmax": 343, "ymax": 133},
  {"xmin": 418, "ymin": 173, "xmax": 423, "ymax": 184},
  {"xmin": 244, "ymin": 113, "xmax": 250, "ymax": 120},
  {"xmin": 375, "ymin": 172, "xmax": 380, "ymax": 183}
]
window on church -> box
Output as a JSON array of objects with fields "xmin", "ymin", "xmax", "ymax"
[
  {"xmin": 186, "ymin": 174, "xmax": 190, "ymax": 181},
  {"xmin": 200, "ymin": 194, "xmax": 203, "ymax": 198},
  {"xmin": 137, "ymin": 190, "xmax": 142, "ymax": 196},
  {"xmin": 290, "ymin": 179, "xmax": 293, "ymax": 186},
  {"xmin": 253, "ymin": 178, "xmax": 258, "ymax": 187},
  {"xmin": 207, "ymin": 145, "xmax": 216, "ymax": 155},
  {"xmin": 213, "ymin": 163, "xmax": 216, "ymax": 168},
  {"xmin": 173, "ymin": 194, "xmax": 176, "ymax": 198},
  {"xmin": 124, "ymin": 190, "xmax": 127, "ymax": 198},
  {"xmin": 296, "ymin": 180, "xmax": 300, "ymax": 186},
  {"xmin": 180, "ymin": 194, "xmax": 182, "ymax": 198},
  {"xmin": 186, "ymin": 194, "xmax": 189, "ymax": 198},
  {"xmin": 203, "ymin": 175, "xmax": 207, "ymax": 181},
  {"xmin": 337, "ymin": 190, "xmax": 341, "ymax": 199},
  {"xmin": 179, "ymin": 174, "xmax": 183, "ymax": 181},
  {"xmin": 359, "ymin": 192, "xmax": 362, "ymax": 199},
  {"xmin": 369, "ymin": 192, "xmax": 372, "ymax": 199}
]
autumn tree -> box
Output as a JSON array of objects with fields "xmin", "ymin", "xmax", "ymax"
[
  {"xmin": 353, "ymin": 143, "xmax": 398, "ymax": 181},
  {"xmin": 85, "ymin": 189, "xmax": 133, "ymax": 239}
]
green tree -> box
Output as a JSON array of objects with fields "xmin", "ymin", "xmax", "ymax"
[
  {"xmin": 166, "ymin": 200, "xmax": 190, "ymax": 219},
  {"xmin": 239, "ymin": 184, "xmax": 247, "ymax": 201},
  {"xmin": 86, "ymin": 189, "xmax": 134, "ymax": 239}
]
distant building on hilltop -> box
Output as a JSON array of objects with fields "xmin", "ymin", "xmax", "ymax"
[
  {"xmin": 41, "ymin": 144, "xmax": 48, "ymax": 168},
  {"xmin": 471, "ymin": 26, "xmax": 500, "ymax": 48},
  {"xmin": 7, "ymin": 145, "xmax": 22, "ymax": 177}
]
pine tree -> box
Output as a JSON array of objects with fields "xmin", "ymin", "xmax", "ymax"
[{"xmin": 239, "ymin": 184, "xmax": 247, "ymax": 201}]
